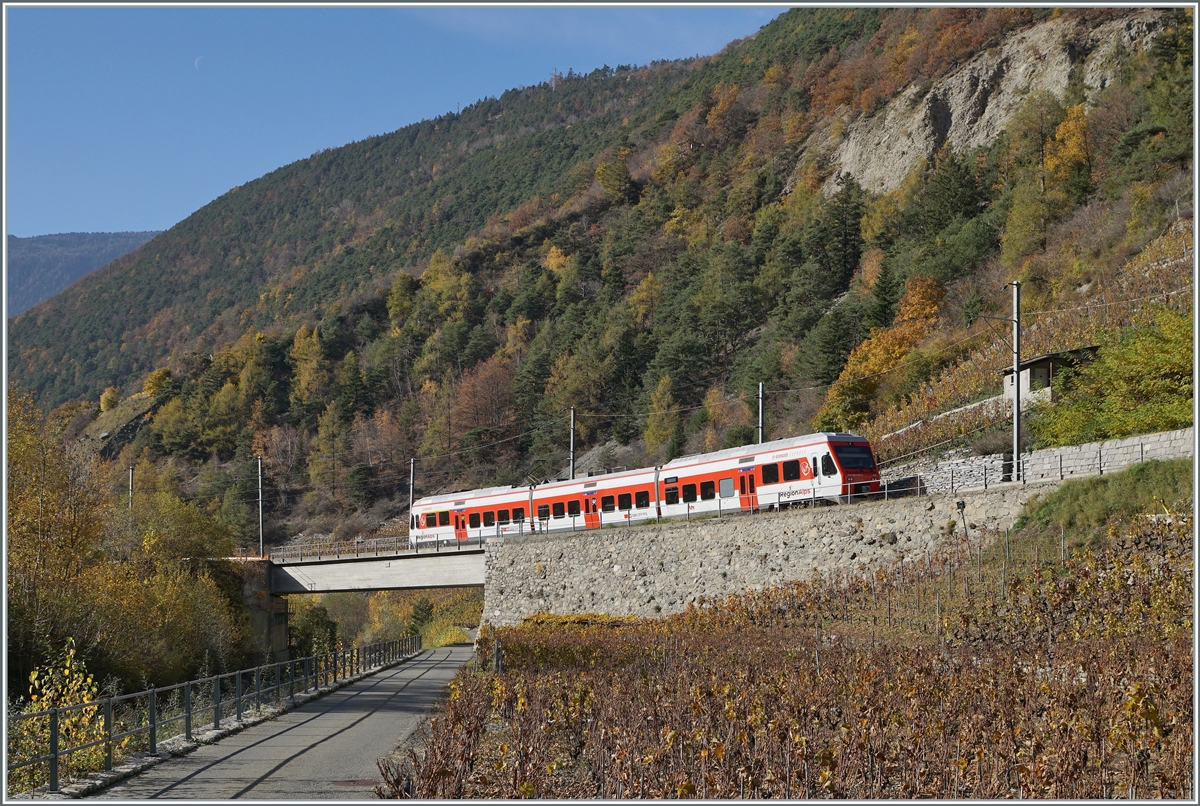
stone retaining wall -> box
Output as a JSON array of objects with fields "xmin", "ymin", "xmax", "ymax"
[
  {"xmin": 483, "ymin": 483, "xmax": 1045, "ymax": 626},
  {"xmin": 482, "ymin": 428, "xmax": 1193, "ymax": 626},
  {"xmin": 888, "ymin": 427, "xmax": 1194, "ymax": 495},
  {"xmin": 1023, "ymin": 426, "xmax": 1193, "ymax": 482}
]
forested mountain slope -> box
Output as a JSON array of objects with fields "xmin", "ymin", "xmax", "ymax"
[
  {"xmin": 8, "ymin": 7, "xmax": 1191, "ymax": 549},
  {"xmin": 6, "ymin": 231, "xmax": 160, "ymax": 316}
]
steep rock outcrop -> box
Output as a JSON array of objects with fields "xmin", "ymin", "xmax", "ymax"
[{"xmin": 813, "ymin": 10, "xmax": 1163, "ymax": 194}]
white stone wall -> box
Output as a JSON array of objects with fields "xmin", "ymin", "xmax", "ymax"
[
  {"xmin": 482, "ymin": 484, "xmax": 1043, "ymax": 627},
  {"xmin": 481, "ymin": 427, "xmax": 1193, "ymax": 626},
  {"xmin": 1023, "ymin": 427, "xmax": 1194, "ymax": 482},
  {"xmin": 898, "ymin": 426, "xmax": 1194, "ymax": 494}
]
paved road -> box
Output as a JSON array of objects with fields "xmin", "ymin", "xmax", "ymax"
[{"xmin": 89, "ymin": 646, "xmax": 472, "ymax": 800}]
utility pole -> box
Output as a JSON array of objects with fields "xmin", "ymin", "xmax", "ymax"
[
  {"xmin": 569, "ymin": 407, "xmax": 576, "ymax": 479},
  {"xmin": 408, "ymin": 458, "xmax": 415, "ymax": 528},
  {"xmin": 257, "ymin": 456, "xmax": 264, "ymax": 557},
  {"xmin": 128, "ymin": 466, "xmax": 133, "ymax": 509},
  {"xmin": 757, "ymin": 382, "xmax": 764, "ymax": 444},
  {"xmin": 1012, "ymin": 281, "xmax": 1021, "ymax": 482},
  {"xmin": 975, "ymin": 282, "xmax": 1021, "ymax": 482}
]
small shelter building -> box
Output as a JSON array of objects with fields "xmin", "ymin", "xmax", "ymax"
[{"xmin": 1001, "ymin": 346, "xmax": 1099, "ymax": 402}]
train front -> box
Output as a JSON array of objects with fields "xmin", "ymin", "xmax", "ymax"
[{"xmin": 830, "ymin": 438, "xmax": 881, "ymax": 503}]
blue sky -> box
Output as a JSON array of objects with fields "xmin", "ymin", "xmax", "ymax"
[{"xmin": 5, "ymin": 5, "xmax": 785, "ymax": 237}]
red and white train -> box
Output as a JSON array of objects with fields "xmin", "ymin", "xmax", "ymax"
[{"xmin": 409, "ymin": 432, "xmax": 880, "ymax": 546}]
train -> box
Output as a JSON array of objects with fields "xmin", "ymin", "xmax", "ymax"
[{"xmin": 408, "ymin": 432, "xmax": 880, "ymax": 546}]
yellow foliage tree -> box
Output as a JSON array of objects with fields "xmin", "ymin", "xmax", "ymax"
[
  {"xmin": 1044, "ymin": 104, "xmax": 1092, "ymax": 182},
  {"xmin": 701, "ymin": 387, "xmax": 751, "ymax": 452},
  {"xmin": 643, "ymin": 376, "xmax": 679, "ymax": 458},
  {"xmin": 628, "ymin": 272, "xmax": 664, "ymax": 328},
  {"xmin": 99, "ymin": 386, "xmax": 121, "ymax": 412},
  {"xmin": 289, "ymin": 325, "xmax": 329, "ymax": 420},
  {"xmin": 814, "ymin": 276, "xmax": 945, "ymax": 431},
  {"xmin": 706, "ymin": 83, "xmax": 741, "ymax": 135},
  {"xmin": 544, "ymin": 245, "xmax": 569, "ymax": 274}
]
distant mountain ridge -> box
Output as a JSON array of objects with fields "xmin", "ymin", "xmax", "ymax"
[{"xmin": 7, "ymin": 231, "xmax": 161, "ymax": 316}]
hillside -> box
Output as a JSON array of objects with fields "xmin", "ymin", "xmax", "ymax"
[
  {"xmin": 7, "ymin": 7, "xmax": 1191, "ymax": 549},
  {"xmin": 5, "ymin": 231, "xmax": 160, "ymax": 316}
]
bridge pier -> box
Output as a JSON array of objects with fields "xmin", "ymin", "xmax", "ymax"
[{"xmin": 240, "ymin": 559, "xmax": 290, "ymax": 659}]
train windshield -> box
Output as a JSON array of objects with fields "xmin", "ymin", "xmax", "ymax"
[{"xmin": 834, "ymin": 445, "xmax": 876, "ymax": 470}]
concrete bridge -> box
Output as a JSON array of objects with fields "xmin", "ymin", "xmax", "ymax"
[{"xmin": 268, "ymin": 547, "xmax": 485, "ymax": 594}]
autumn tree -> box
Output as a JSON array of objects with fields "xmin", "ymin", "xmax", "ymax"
[
  {"xmin": 1044, "ymin": 104, "xmax": 1094, "ymax": 204},
  {"xmin": 386, "ymin": 272, "xmax": 420, "ymax": 328},
  {"xmin": 289, "ymin": 325, "xmax": 330, "ymax": 429},
  {"xmin": 699, "ymin": 386, "xmax": 752, "ymax": 452},
  {"xmin": 255, "ymin": 423, "xmax": 306, "ymax": 505},
  {"xmin": 450, "ymin": 354, "xmax": 517, "ymax": 448},
  {"xmin": 814, "ymin": 275, "xmax": 945, "ymax": 431},
  {"xmin": 643, "ymin": 375, "xmax": 680, "ymax": 459},
  {"xmin": 8, "ymin": 389, "xmax": 109, "ymax": 690}
]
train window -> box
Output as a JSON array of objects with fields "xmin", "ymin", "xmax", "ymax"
[
  {"xmin": 512, "ymin": 507, "xmax": 525, "ymax": 522},
  {"xmin": 537, "ymin": 504, "xmax": 550, "ymax": 520},
  {"xmin": 438, "ymin": 511, "xmax": 450, "ymax": 526},
  {"xmin": 552, "ymin": 502, "xmax": 565, "ymax": 518},
  {"xmin": 498, "ymin": 509, "xmax": 510, "ymax": 525},
  {"xmin": 664, "ymin": 486, "xmax": 679, "ymax": 505},
  {"xmin": 822, "ymin": 453, "xmax": 837, "ymax": 476},
  {"xmin": 833, "ymin": 445, "xmax": 875, "ymax": 469},
  {"xmin": 469, "ymin": 513, "xmax": 481, "ymax": 529},
  {"xmin": 682, "ymin": 484, "xmax": 697, "ymax": 503},
  {"xmin": 483, "ymin": 511, "xmax": 495, "ymax": 527},
  {"xmin": 811, "ymin": 457, "xmax": 819, "ymax": 476},
  {"xmin": 618, "ymin": 493, "xmax": 632, "ymax": 511},
  {"xmin": 601, "ymin": 496, "xmax": 615, "ymax": 512},
  {"xmin": 568, "ymin": 500, "xmax": 580, "ymax": 517},
  {"xmin": 635, "ymin": 490, "xmax": 650, "ymax": 509},
  {"xmin": 719, "ymin": 478, "xmax": 735, "ymax": 498},
  {"xmin": 761, "ymin": 463, "xmax": 779, "ymax": 484},
  {"xmin": 700, "ymin": 481, "xmax": 716, "ymax": 500},
  {"xmin": 783, "ymin": 460, "xmax": 801, "ymax": 481}
]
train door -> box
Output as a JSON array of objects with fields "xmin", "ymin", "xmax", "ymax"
[
  {"xmin": 453, "ymin": 511, "xmax": 467, "ymax": 543},
  {"xmin": 583, "ymin": 493, "xmax": 600, "ymax": 529},
  {"xmin": 821, "ymin": 451, "xmax": 842, "ymax": 500},
  {"xmin": 738, "ymin": 469, "xmax": 758, "ymax": 512}
]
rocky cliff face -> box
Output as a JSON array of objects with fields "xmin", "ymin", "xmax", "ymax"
[{"xmin": 809, "ymin": 9, "xmax": 1163, "ymax": 195}]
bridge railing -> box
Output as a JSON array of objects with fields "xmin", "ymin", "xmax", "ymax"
[
  {"xmin": 269, "ymin": 532, "xmax": 491, "ymax": 564},
  {"xmin": 6, "ymin": 636, "xmax": 422, "ymax": 796}
]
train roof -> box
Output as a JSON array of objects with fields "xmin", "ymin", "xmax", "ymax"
[
  {"xmin": 413, "ymin": 484, "xmax": 521, "ymax": 507},
  {"xmin": 662, "ymin": 432, "xmax": 868, "ymax": 470}
]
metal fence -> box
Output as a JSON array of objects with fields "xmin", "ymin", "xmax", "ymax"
[
  {"xmin": 6, "ymin": 636, "xmax": 421, "ymax": 795},
  {"xmin": 268, "ymin": 533, "xmax": 491, "ymax": 564}
]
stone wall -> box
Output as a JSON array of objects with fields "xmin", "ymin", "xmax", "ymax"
[
  {"xmin": 482, "ymin": 427, "xmax": 1193, "ymax": 626},
  {"xmin": 482, "ymin": 483, "xmax": 1044, "ymax": 627},
  {"xmin": 896, "ymin": 427, "xmax": 1194, "ymax": 494},
  {"xmin": 1023, "ymin": 427, "xmax": 1194, "ymax": 483}
]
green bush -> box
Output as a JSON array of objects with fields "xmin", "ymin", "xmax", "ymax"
[
  {"xmin": 1013, "ymin": 458, "xmax": 1193, "ymax": 532},
  {"xmin": 1029, "ymin": 307, "xmax": 1193, "ymax": 447}
]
